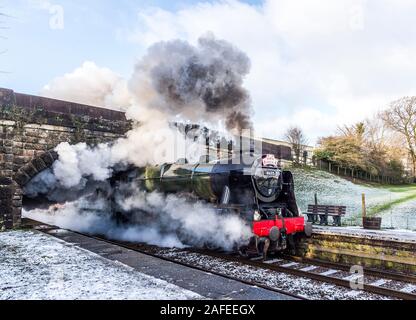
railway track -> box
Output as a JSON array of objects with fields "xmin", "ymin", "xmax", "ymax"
[
  {"xmin": 108, "ymin": 241, "xmax": 416, "ymax": 300},
  {"xmin": 26, "ymin": 219, "xmax": 416, "ymax": 300},
  {"xmin": 283, "ymin": 255, "xmax": 416, "ymax": 284},
  {"xmin": 189, "ymin": 249, "xmax": 416, "ymax": 300}
]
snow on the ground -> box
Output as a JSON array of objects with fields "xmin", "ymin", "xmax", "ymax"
[
  {"xmin": 293, "ymin": 169, "xmax": 401, "ymax": 218},
  {"xmin": 293, "ymin": 168, "xmax": 416, "ymax": 230},
  {"xmin": 379, "ymin": 199, "xmax": 416, "ymax": 231},
  {"xmin": 0, "ymin": 230, "xmax": 202, "ymax": 300},
  {"xmin": 313, "ymin": 225, "xmax": 416, "ymax": 244}
]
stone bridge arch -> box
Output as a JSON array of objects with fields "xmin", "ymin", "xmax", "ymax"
[
  {"xmin": 14, "ymin": 150, "xmax": 59, "ymax": 187},
  {"xmin": 0, "ymin": 150, "xmax": 59, "ymax": 230},
  {"xmin": 0, "ymin": 88, "xmax": 131, "ymax": 230}
]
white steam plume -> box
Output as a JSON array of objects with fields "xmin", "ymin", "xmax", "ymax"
[
  {"xmin": 41, "ymin": 61, "xmax": 132, "ymax": 111},
  {"xmin": 116, "ymin": 184, "xmax": 252, "ymax": 250},
  {"xmin": 23, "ymin": 197, "xmax": 184, "ymax": 248},
  {"xmin": 25, "ymin": 35, "xmax": 255, "ymax": 250},
  {"xmin": 24, "ymin": 189, "xmax": 252, "ymax": 251},
  {"xmin": 38, "ymin": 121, "xmax": 204, "ymax": 190},
  {"xmin": 34, "ymin": 35, "xmax": 253, "ymax": 189}
]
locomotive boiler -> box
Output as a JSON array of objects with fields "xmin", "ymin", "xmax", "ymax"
[{"xmin": 111, "ymin": 154, "xmax": 311, "ymax": 257}]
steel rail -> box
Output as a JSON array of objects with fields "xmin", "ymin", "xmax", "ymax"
[
  {"xmin": 283, "ymin": 255, "xmax": 416, "ymax": 284},
  {"xmin": 189, "ymin": 249, "xmax": 416, "ymax": 300}
]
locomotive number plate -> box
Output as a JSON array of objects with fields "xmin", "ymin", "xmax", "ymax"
[{"xmin": 263, "ymin": 170, "xmax": 277, "ymax": 177}]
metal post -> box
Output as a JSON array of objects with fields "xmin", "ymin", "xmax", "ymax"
[
  {"xmin": 314, "ymin": 193, "xmax": 318, "ymax": 205},
  {"xmin": 362, "ymin": 193, "xmax": 367, "ymax": 220}
]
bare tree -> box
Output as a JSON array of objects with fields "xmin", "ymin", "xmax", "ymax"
[
  {"xmin": 285, "ymin": 126, "xmax": 308, "ymax": 165},
  {"xmin": 382, "ymin": 97, "xmax": 416, "ymax": 176}
]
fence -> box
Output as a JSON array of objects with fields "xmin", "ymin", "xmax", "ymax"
[{"xmin": 315, "ymin": 159, "xmax": 409, "ymax": 185}]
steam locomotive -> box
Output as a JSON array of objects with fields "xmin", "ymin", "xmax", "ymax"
[{"xmin": 111, "ymin": 154, "xmax": 311, "ymax": 258}]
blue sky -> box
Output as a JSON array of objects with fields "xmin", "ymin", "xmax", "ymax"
[
  {"xmin": 2, "ymin": 0, "xmax": 416, "ymax": 142},
  {"xmin": 1, "ymin": 0, "xmax": 261, "ymax": 94}
]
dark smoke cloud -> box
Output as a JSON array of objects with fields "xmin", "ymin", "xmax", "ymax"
[{"xmin": 129, "ymin": 34, "xmax": 253, "ymax": 132}]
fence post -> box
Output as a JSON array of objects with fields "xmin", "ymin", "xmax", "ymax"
[{"xmin": 362, "ymin": 193, "xmax": 367, "ymax": 222}]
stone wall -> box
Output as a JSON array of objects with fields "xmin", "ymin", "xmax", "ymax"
[
  {"xmin": 0, "ymin": 88, "xmax": 131, "ymax": 230},
  {"xmin": 296, "ymin": 232, "xmax": 416, "ymax": 274}
]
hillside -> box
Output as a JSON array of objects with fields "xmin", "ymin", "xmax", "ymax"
[{"xmin": 292, "ymin": 168, "xmax": 416, "ymax": 230}]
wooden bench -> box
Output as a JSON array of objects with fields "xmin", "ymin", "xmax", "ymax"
[{"xmin": 307, "ymin": 205, "xmax": 346, "ymax": 227}]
